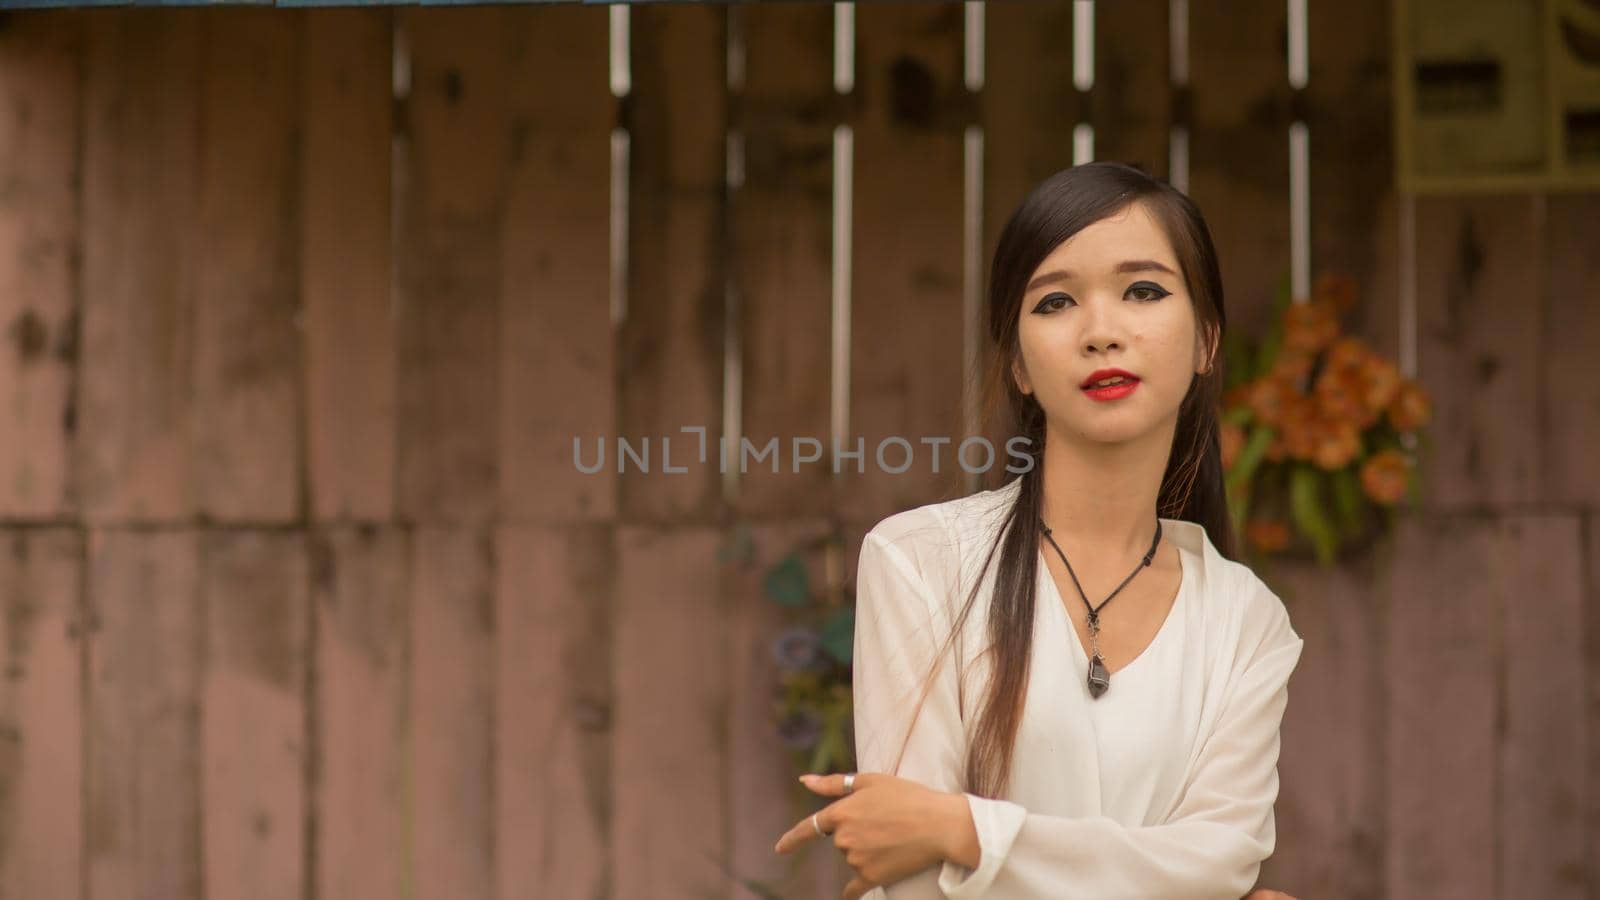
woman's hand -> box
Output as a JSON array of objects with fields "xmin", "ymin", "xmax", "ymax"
[
  {"xmin": 773, "ymin": 772, "xmax": 959, "ymax": 899},
  {"xmin": 1244, "ymin": 891, "xmax": 1299, "ymax": 899}
]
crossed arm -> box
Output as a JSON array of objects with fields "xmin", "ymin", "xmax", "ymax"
[{"xmin": 788, "ymin": 527, "xmax": 1304, "ymax": 899}]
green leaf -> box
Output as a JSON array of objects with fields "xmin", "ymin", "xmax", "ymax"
[
  {"xmin": 1289, "ymin": 465, "xmax": 1338, "ymax": 566},
  {"xmin": 1331, "ymin": 466, "xmax": 1366, "ymax": 538},
  {"xmin": 763, "ymin": 554, "xmax": 811, "ymax": 607},
  {"xmin": 819, "ymin": 607, "xmax": 854, "ymax": 665},
  {"xmin": 1225, "ymin": 424, "xmax": 1276, "ymax": 493}
]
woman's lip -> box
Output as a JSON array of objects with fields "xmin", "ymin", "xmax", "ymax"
[{"xmin": 1082, "ymin": 379, "xmax": 1141, "ymax": 400}]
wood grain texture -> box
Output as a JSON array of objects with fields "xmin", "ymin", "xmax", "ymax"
[
  {"xmin": 620, "ymin": 3, "xmax": 728, "ymax": 523},
  {"xmin": 313, "ymin": 525, "xmax": 409, "ymax": 900},
  {"xmin": 1307, "ymin": 0, "xmax": 1391, "ymax": 308},
  {"xmin": 1412, "ymin": 196, "xmax": 1541, "ymax": 511},
  {"xmin": 1498, "ymin": 515, "xmax": 1586, "ymax": 900},
  {"xmin": 1187, "ymin": 0, "xmax": 1290, "ymax": 337},
  {"xmin": 1542, "ymin": 194, "xmax": 1600, "ymax": 507},
  {"xmin": 396, "ymin": 7, "xmax": 510, "ymax": 525},
  {"xmin": 1255, "ymin": 554, "xmax": 1383, "ymax": 899},
  {"xmin": 495, "ymin": 524, "xmax": 609, "ymax": 900},
  {"xmin": 0, "ymin": 527, "xmax": 84, "ymax": 900},
  {"xmin": 78, "ymin": 9, "xmax": 201, "ymax": 523},
  {"xmin": 200, "ymin": 529, "xmax": 309, "ymax": 900},
  {"xmin": 732, "ymin": 2, "xmax": 836, "ymax": 520},
  {"xmin": 302, "ymin": 8, "xmax": 396, "ymax": 523},
  {"xmin": 611, "ymin": 525, "xmax": 727, "ymax": 900},
  {"xmin": 1586, "ymin": 513, "xmax": 1600, "ymax": 895},
  {"xmin": 87, "ymin": 528, "xmax": 203, "ymax": 900},
  {"xmin": 410, "ymin": 527, "xmax": 494, "ymax": 900},
  {"xmin": 1093, "ymin": 0, "xmax": 1170, "ymax": 175},
  {"xmin": 844, "ymin": 1, "xmax": 968, "ymax": 524},
  {"xmin": 193, "ymin": 9, "xmax": 302, "ymax": 523},
  {"xmin": 0, "ymin": 12, "xmax": 80, "ymax": 519},
  {"xmin": 1385, "ymin": 515, "xmax": 1496, "ymax": 900},
  {"xmin": 500, "ymin": 5, "xmax": 615, "ymax": 524}
]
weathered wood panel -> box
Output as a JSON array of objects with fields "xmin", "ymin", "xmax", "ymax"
[
  {"xmin": 1498, "ymin": 515, "xmax": 1586, "ymax": 900},
  {"xmin": 1187, "ymin": 0, "xmax": 1290, "ymax": 335},
  {"xmin": 0, "ymin": 527, "xmax": 84, "ymax": 900},
  {"xmin": 620, "ymin": 3, "xmax": 728, "ymax": 523},
  {"xmin": 1385, "ymin": 516, "xmax": 1496, "ymax": 900},
  {"xmin": 495, "ymin": 524, "xmax": 609, "ymax": 900},
  {"xmin": 410, "ymin": 527, "xmax": 495, "ymax": 900},
  {"xmin": 500, "ymin": 5, "xmax": 615, "ymax": 524},
  {"xmin": 78, "ymin": 9, "xmax": 201, "ymax": 522},
  {"xmin": 1542, "ymin": 194, "xmax": 1600, "ymax": 508},
  {"xmin": 732, "ymin": 2, "xmax": 836, "ymax": 520},
  {"xmin": 845, "ymin": 1, "xmax": 967, "ymax": 523},
  {"xmin": 313, "ymin": 526, "xmax": 409, "ymax": 900},
  {"xmin": 302, "ymin": 8, "xmax": 396, "ymax": 523},
  {"xmin": 1093, "ymin": 0, "xmax": 1170, "ymax": 175},
  {"xmin": 200, "ymin": 530, "xmax": 309, "ymax": 900},
  {"xmin": 1308, "ymin": 0, "xmax": 1392, "ymax": 317},
  {"xmin": 0, "ymin": 12, "xmax": 80, "ymax": 519},
  {"xmin": 611, "ymin": 525, "xmax": 727, "ymax": 900},
  {"xmin": 397, "ymin": 7, "xmax": 510, "ymax": 525},
  {"xmin": 1258, "ymin": 554, "xmax": 1383, "ymax": 899},
  {"xmin": 193, "ymin": 9, "xmax": 302, "ymax": 523},
  {"xmin": 1413, "ymin": 197, "xmax": 1541, "ymax": 511},
  {"xmin": 87, "ymin": 528, "xmax": 203, "ymax": 900}
]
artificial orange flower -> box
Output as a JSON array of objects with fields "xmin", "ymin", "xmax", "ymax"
[
  {"xmin": 1323, "ymin": 335, "xmax": 1372, "ymax": 371},
  {"xmin": 1387, "ymin": 381, "xmax": 1432, "ymax": 433},
  {"xmin": 1360, "ymin": 448, "xmax": 1412, "ymax": 505},
  {"xmin": 1219, "ymin": 419, "xmax": 1246, "ymax": 471},
  {"xmin": 1246, "ymin": 376, "xmax": 1302, "ymax": 428},
  {"xmin": 1313, "ymin": 365, "xmax": 1372, "ymax": 428},
  {"xmin": 1269, "ymin": 346, "xmax": 1314, "ymax": 383},
  {"xmin": 1358, "ymin": 356, "xmax": 1402, "ymax": 417},
  {"xmin": 1310, "ymin": 418, "xmax": 1363, "ymax": 471},
  {"xmin": 1245, "ymin": 518, "xmax": 1293, "ymax": 553},
  {"xmin": 1281, "ymin": 300, "xmax": 1341, "ymax": 355}
]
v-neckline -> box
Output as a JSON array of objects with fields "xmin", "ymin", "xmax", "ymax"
[{"xmin": 1036, "ymin": 526, "xmax": 1189, "ymax": 681}]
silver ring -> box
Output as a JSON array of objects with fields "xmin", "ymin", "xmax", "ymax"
[
  {"xmin": 811, "ymin": 812, "xmax": 826, "ymax": 837},
  {"xmin": 843, "ymin": 773, "xmax": 855, "ymax": 794}
]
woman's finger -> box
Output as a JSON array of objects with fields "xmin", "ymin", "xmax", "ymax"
[
  {"xmin": 800, "ymin": 772, "xmax": 851, "ymax": 797},
  {"xmin": 773, "ymin": 804, "xmax": 837, "ymax": 855}
]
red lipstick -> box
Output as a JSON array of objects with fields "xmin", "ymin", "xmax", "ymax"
[{"xmin": 1080, "ymin": 368, "xmax": 1140, "ymax": 401}]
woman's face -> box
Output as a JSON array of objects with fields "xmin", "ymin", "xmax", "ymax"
[{"xmin": 1011, "ymin": 200, "xmax": 1214, "ymax": 446}]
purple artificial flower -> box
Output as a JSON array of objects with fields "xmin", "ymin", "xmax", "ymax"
[
  {"xmin": 771, "ymin": 626, "xmax": 825, "ymax": 674},
  {"xmin": 776, "ymin": 708, "xmax": 824, "ymax": 750}
]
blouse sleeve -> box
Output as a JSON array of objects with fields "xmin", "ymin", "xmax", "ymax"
[
  {"xmin": 936, "ymin": 582, "xmax": 1305, "ymax": 900},
  {"xmin": 851, "ymin": 527, "xmax": 970, "ymax": 799}
]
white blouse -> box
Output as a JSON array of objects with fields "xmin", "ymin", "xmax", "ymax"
[{"xmin": 851, "ymin": 476, "xmax": 1304, "ymax": 900}]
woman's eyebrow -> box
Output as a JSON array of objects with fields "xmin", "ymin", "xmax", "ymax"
[{"xmin": 1026, "ymin": 259, "xmax": 1178, "ymax": 292}]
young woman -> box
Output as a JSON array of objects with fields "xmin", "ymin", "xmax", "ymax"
[{"xmin": 773, "ymin": 162, "xmax": 1304, "ymax": 900}]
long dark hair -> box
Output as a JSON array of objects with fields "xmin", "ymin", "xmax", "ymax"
[{"xmin": 894, "ymin": 162, "xmax": 1234, "ymax": 800}]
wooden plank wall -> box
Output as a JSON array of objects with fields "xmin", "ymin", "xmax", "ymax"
[{"xmin": 0, "ymin": 3, "xmax": 1597, "ymax": 900}]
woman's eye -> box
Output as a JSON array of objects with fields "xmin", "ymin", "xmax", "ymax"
[
  {"xmin": 1127, "ymin": 282, "xmax": 1171, "ymax": 302},
  {"xmin": 1034, "ymin": 292, "xmax": 1073, "ymax": 313}
]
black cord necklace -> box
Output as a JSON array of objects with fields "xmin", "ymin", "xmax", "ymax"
[{"xmin": 1038, "ymin": 516, "xmax": 1162, "ymax": 699}]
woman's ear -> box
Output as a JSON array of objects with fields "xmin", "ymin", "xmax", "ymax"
[
  {"xmin": 1195, "ymin": 325, "xmax": 1219, "ymax": 375},
  {"xmin": 1012, "ymin": 356, "xmax": 1033, "ymax": 395}
]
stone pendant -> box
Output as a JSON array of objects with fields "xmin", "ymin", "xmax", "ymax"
[{"xmin": 1086, "ymin": 654, "xmax": 1111, "ymax": 699}]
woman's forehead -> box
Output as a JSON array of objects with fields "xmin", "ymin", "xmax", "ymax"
[{"xmin": 1036, "ymin": 204, "xmax": 1179, "ymax": 276}]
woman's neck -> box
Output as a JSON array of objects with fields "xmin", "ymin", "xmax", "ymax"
[{"xmin": 1036, "ymin": 418, "xmax": 1175, "ymax": 561}]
